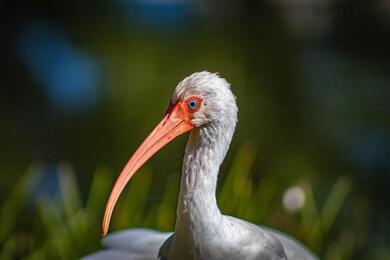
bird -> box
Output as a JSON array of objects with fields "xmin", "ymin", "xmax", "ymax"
[{"xmin": 85, "ymin": 72, "xmax": 318, "ymax": 260}]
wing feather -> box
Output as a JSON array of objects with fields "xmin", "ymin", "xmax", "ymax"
[{"xmin": 83, "ymin": 228, "xmax": 172, "ymax": 260}]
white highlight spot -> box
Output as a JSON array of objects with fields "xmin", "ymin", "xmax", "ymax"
[{"xmin": 283, "ymin": 186, "xmax": 305, "ymax": 213}]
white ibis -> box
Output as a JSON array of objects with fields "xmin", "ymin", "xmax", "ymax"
[{"xmin": 85, "ymin": 72, "xmax": 317, "ymax": 260}]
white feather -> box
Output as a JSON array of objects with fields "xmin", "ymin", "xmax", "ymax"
[{"xmin": 84, "ymin": 72, "xmax": 318, "ymax": 260}]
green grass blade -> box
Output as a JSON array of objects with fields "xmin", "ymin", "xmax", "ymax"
[{"xmin": 0, "ymin": 164, "xmax": 41, "ymax": 243}]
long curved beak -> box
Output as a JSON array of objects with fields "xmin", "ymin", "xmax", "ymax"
[{"xmin": 101, "ymin": 102, "xmax": 194, "ymax": 236}]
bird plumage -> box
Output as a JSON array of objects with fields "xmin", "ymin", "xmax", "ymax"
[
  {"xmin": 84, "ymin": 72, "xmax": 318, "ymax": 260},
  {"xmin": 85, "ymin": 227, "xmax": 316, "ymax": 260}
]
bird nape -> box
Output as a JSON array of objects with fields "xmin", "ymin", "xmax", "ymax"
[{"xmin": 84, "ymin": 72, "xmax": 318, "ymax": 260}]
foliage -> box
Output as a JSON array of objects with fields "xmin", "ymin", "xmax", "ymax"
[{"xmin": 0, "ymin": 144, "xmax": 386, "ymax": 259}]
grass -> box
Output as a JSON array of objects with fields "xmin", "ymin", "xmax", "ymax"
[{"xmin": 0, "ymin": 143, "xmax": 383, "ymax": 259}]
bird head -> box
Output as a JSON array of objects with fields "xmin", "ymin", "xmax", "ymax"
[
  {"xmin": 171, "ymin": 71, "xmax": 237, "ymax": 128},
  {"xmin": 101, "ymin": 71, "xmax": 237, "ymax": 236}
]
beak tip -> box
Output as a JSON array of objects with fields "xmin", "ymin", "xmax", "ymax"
[
  {"xmin": 101, "ymin": 222, "xmax": 109, "ymax": 237},
  {"xmin": 101, "ymin": 229, "xmax": 108, "ymax": 237}
]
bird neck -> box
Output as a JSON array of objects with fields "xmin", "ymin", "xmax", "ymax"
[{"xmin": 175, "ymin": 122, "xmax": 235, "ymax": 235}]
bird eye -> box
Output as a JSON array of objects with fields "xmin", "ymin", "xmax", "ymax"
[{"xmin": 188, "ymin": 99, "xmax": 198, "ymax": 110}]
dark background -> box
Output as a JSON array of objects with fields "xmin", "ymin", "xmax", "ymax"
[{"xmin": 1, "ymin": 0, "xmax": 389, "ymax": 259}]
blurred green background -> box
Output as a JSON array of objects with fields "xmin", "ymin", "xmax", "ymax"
[{"xmin": 1, "ymin": 0, "xmax": 390, "ymax": 259}]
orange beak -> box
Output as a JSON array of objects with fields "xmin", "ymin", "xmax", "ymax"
[{"xmin": 101, "ymin": 101, "xmax": 194, "ymax": 236}]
